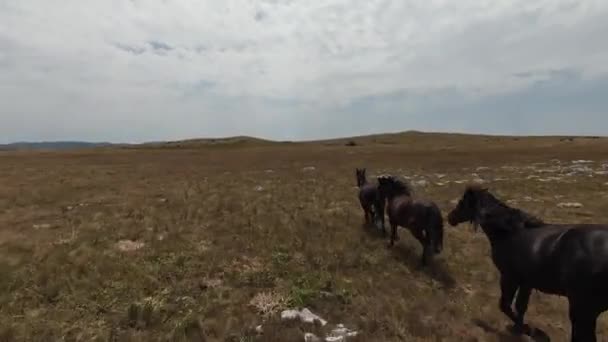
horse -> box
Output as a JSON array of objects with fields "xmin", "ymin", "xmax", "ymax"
[
  {"xmin": 448, "ymin": 185, "xmax": 608, "ymax": 342},
  {"xmin": 355, "ymin": 168, "xmax": 385, "ymax": 232},
  {"xmin": 377, "ymin": 175, "xmax": 444, "ymax": 266}
]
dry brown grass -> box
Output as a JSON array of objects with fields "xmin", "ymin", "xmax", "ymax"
[{"xmin": 1, "ymin": 132, "xmax": 608, "ymax": 341}]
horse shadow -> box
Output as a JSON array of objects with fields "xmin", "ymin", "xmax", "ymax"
[
  {"xmin": 392, "ymin": 242, "xmax": 457, "ymax": 290},
  {"xmin": 473, "ymin": 319, "xmax": 551, "ymax": 342}
]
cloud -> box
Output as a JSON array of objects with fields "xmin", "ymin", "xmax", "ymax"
[{"xmin": 0, "ymin": 0, "xmax": 607, "ymax": 143}]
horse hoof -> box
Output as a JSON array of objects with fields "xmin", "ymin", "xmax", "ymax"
[{"xmin": 508, "ymin": 323, "xmax": 532, "ymax": 336}]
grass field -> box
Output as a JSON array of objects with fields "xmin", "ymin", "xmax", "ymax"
[{"xmin": 1, "ymin": 131, "xmax": 608, "ymax": 341}]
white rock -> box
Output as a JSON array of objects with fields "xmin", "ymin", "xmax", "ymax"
[
  {"xmin": 304, "ymin": 333, "xmax": 321, "ymax": 342},
  {"xmin": 435, "ymin": 174, "xmax": 446, "ymax": 179},
  {"xmin": 33, "ymin": 223, "xmax": 52, "ymax": 230},
  {"xmin": 325, "ymin": 324, "xmax": 359, "ymax": 341},
  {"xmin": 302, "ymin": 166, "xmax": 316, "ymax": 172},
  {"xmin": 255, "ymin": 325, "xmax": 263, "ymax": 334},
  {"xmin": 572, "ymin": 160, "xmax": 594, "ymax": 164},
  {"xmin": 254, "ymin": 185, "xmax": 264, "ymax": 192},
  {"xmin": 476, "ymin": 166, "xmax": 490, "ymax": 171},
  {"xmin": 281, "ymin": 308, "xmax": 327, "ymax": 326},
  {"xmin": 265, "ymin": 169, "xmax": 274, "ymax": 173},
  {"xmin": 115, "ymin": 240, "xmax": 145, "ymax": 252},
  {"xmin": 413, "ymin": 180, "xmax": 428, "ymax": 187},
  {"xmin": 558, "ymin": 202, "xmax": 583, "ymax": 208},
  {"xmin": 595, "ymin": 171, "xmax": 608, "ymax": 176}
]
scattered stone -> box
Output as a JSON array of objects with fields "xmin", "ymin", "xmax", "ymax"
[
  {"xmin": 157, "ymin": 198, "xmax": 168, "ymax": 203},
  {"xmin": 264, "ymin": 169, "xmax": 274, "ymax": 173},
  {"xmin": 572, "ymin": 160, "xmax": 594, "ymax": 164},
  {"xmin": 454, "ymin": 180, "xmax": 467, "ymax": 184},
  {"xmin": 472, "ymin": 178, "xmax": 485, "ymax": 184},
  {"xmin": 281, "ymin": 308, "xmax": 327, "ymax": 326},
  {"xmin": 33, "ymin": 223, "xmax": 52, "ymax": 230},
  {"xmin": 558, "ymin": 202, "xmax": 583, "ymax": 209},
  {"xmin": 435, "ymin": 174, "xmax": 446, "ymax": 179},
  {"xmin": 255, "ymin": 325, "xmax": 263, "ymax": 334},
  {"xmin": 493, "ymin": 177, "xmax": 509, "ymax": 181},
  {"xmin": 538, "ymin": 177, "xmax": 564, "ymax": 182},
  {"xmin": 326, "ymin": 324, "xmax": 359, "ymax": 341},
  {"xmin": 115, "ymin": 240, "xmax": 145, "ymax": 252},
  {"xmin": 413, "ymin": 180, "xmax": 428, "ymax": 187},
  {"xmin": 66, "ymin": 206, "xmax": 74, "ymax": 211},
  {"xmin": 302, "ymin": 166, "xmax": 316, "ymax": 172},
  {"xmin": 476, "ymin": 166, "xmax": 490, "ymax": 171},
  {"xmin": 435, "ymin": 182, "xmax": 448, "ymax": 186},
  {"xmin": 254, "ymin": 185, "xmax": 264, "ymax": 192},
  {"xmin": 304, "ymin": 333, "xmax": 321, "ymax": 342},
  {"xmin": 595, "ymin": 171, "xmax": 608, "ymax": 176}
]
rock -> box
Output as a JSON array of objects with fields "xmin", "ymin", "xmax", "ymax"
[
  {"xmin": 264, "ymin": 169, "xmax": 274, "ymax": 173},
  {"xmin": 413, "ymin": 180, "xmax": 428, "ymax": 187},
  {"xmin": 476, "ymin": 166, "xmax": 490, "ymax": 171},
  {"xmin": 595, "ymin": 171, "xmax": 608, "ymax": 176},
  {"xmin": 304, "ymin": 333, "xmax": 321, "ymax": 342},
  {"xmin": 302, "ymin": 166, "xmax": 316, "ymax": 172},
  {"xmin": 281, "ymin": 308, "xmax": 327, "ymax": 326},
  {"xmin": 254, "ymin": 185, "xmax": 264, "ymax": 192},
  {"xmin": 326, "ymin": 324, "xmax": 359, "ymax": 341},
  {"xmin": 434, "ymin": 174, "xmax": 446, "ymax": 179},
  {"xmin": 558, "ymin": 202, "xmax": 583, "ymax": 209},
  {"xmin": 572, "ymin": 160, "xmax": 594, "ymax": 164},
  {"xmin": 157, "ymin": 198, "xmax": 168, "ymax": 203},
  {"xmin": 115, "ymin": 240, "xmax": 145, "ymax": 252},
  {"xmin": 255, "ymin": 325, "xmax": 263, "ymax": 334},
  {"xmin": 33, "ymin": 223, "xmax": 53, "ymax": 230},
  {"xmin": 472, "ymin": 178, "xmax": 485, "ymax": 184}
]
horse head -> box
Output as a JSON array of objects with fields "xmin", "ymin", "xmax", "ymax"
[{"xmin": 448, "ymin": 185, "xmax": 488, "ymax": 229}]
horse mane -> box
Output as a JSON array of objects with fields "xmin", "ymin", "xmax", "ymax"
[
  {"xmin": 472, "ymin": 185, "xmax": 546, "ymax": 229},
  {"xmin": 389, "ymin": 177, "xmax": 414, "ymax": 196}
]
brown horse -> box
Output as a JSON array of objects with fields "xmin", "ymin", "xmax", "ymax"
[
  {"xmin": 356, "ymin": 168, "xmax": 385, "ymax": 232},
  {"xmin": 448, "ymin": 185, "xmax": 608, "ymax": 342},
  {"xmin": 377, "ymin": 175, "xmax": 444, "ymax": 266}
]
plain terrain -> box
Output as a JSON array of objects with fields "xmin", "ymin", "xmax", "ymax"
[{"xmin": 1, "ymin": 131, "xmax": 607, "ymax": 341}]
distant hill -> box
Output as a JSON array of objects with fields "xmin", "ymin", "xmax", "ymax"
[
  {"xmin": 0, "ymin": 141, "xmax": 115, "ymax": 151},
  {"xmin": 2, "ymin": 131, "xmax": 605, "ymax": 151}
]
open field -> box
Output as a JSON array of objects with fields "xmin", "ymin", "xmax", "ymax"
[{"xmin": 1, "ymin": 132, "xmax": 608, "ymax": 341}]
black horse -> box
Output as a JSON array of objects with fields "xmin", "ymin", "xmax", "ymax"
[
  {"xmin": 356, "ymin": 168, "xmax": 385, "ymax": 232},
  {"xmin": 377, "ymin": 175, "xmax": 444, "ymax": 266},
  {"xmin": 448, "ymin": 185, "xmax": 608, "ymax": 342}
]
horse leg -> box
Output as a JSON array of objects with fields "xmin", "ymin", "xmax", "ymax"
[
  {"xmin": 360, "ymin": 201, "xmax": 370, "ymax": 224},
  {"xmin": 498, "ymin": 276, "xmax": 519, "ymax": 326},
  {"xmin": 374, "ymin": 201, "xmax": 385, "ymax": 234},
  {"xmin": 568, "ymin": 299, "xmax": 598, "ymax": 342},
  {"xmin": 512, "ymin": 286, "xmax": 532, "ymax": 335},
  {"xmin": 388, "ymin": 220, "xmax": 399, "ymax": 247},
  {"xmin": 411, "ymin": 228, "xmax": 432, "ymax": 266}
]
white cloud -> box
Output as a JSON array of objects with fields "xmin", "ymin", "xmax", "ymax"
[{"xmin": 1, "ymin": 0, "xmax": 608, "ymax": 142}]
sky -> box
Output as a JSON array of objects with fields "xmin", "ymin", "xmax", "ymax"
[{"xmin": 1, "ymin": 0, "xmax": 607, "ymax": 143}]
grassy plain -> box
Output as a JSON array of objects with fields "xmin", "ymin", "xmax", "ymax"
[{"xmin": 1, "ymin": 132, "xmax": 607, "ymax": 341}]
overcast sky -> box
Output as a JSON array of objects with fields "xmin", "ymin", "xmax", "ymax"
[{"xmin": 1, "ymin": 0, "xmax": 607, "ymax": 143}]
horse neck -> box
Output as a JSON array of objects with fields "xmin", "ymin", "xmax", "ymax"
[{"xmin": 478, "ymin": 192, "xmax": 545, "ymax": 228}]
